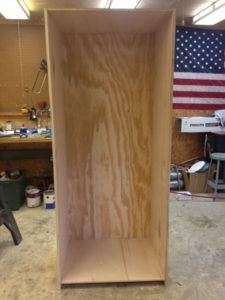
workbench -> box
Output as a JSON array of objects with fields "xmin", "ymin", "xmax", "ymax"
[
  {"xmin": 0, "ymin": 137, "xmax": 52, "ymax": 181},
  {"xmin": 0, "ymin": 137, "xmax": 52, "ymax": 159},
  {"xmin": 0, "ymin": 137, "xmax": 51, "ymax": 150}
]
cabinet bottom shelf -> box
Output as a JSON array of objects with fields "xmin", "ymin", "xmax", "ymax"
[{"xmin": 61, "ymin": 238, "xmax": 164, "ymax": 284}]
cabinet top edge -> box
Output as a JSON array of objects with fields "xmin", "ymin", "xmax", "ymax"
[
  {"xmin": 44, "ymin": 9, "xmax": 175, "ymax": 34},
  {"xmin": 44, "ymin": 8, "xmax": 175, "ymax": 14}
]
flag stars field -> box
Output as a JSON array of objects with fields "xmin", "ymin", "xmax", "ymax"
[{"xmin": 173, "ymin": 27, "xmax": 225, "ymax": 109}]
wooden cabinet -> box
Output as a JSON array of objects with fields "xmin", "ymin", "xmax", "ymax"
[{"xmin": 45, "ymin": 9, "xmax": 175, "ymax": 285}]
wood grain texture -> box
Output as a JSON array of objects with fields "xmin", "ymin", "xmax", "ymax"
[
  {"xmin": 50, "ymin": 9, "xmax": 172, "ymax": 34},
  {"xmin": 150, "ymin": 12, "xmax": 175, "ymax": 279},
  {"xmin": 62, "ymin": 238, "xmax": 163, "ymax": 284},
  {"xmin": 171, "ymin": 109, "xmax": 214, "ymax": 164},
  {"xmin": 62, "ymin": 33, "xmax": 153, "ymax": 240}
]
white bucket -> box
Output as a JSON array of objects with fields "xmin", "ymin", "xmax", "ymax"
[
  {"xmin": 43, "ymin": 190, "xmax": 55, "ymax": 209},
  {"xmin": 26, "ymin": 188, "xmax": 41, "ymax": 208}
]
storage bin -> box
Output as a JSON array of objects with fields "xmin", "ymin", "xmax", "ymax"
[
  {"xmin": 0, "ymin": 171, "xmax": 26, "ymax": 210},
  {"xmin": 45, "ymin": 9, "xmax": 175, "ymax": 285}
]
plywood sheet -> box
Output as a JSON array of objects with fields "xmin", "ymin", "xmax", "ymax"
[
  {"xmin": 45, "ymin": 12, "xmax": 69, "ymax": 281},
  {"xmin": 62, "ymin": 238, "xmax": 163, "ymax": 284},
  {"xmin": 62, "ymin": 33, "xmax": 153, "ymax": 240}
]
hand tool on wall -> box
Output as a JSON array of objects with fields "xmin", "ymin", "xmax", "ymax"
[{"xmin": 31, "ymin": 59, "xmax": 48, "ymax": 94}]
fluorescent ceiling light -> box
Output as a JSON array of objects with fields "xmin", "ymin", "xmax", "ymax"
[
  {"xmin": 193, "ymin": 0, "xmax": 225, "ymax": 25},
  {"xmin": 99, "ymin": 0, "xmax": 110, "ymax": 8},
  {"xmin": 110, "ymin": 0, "xmax": 141, "ymax": 9},
  {"xmin": 0, "ymin": 0, "xmax": 30, "ymax": 20}
]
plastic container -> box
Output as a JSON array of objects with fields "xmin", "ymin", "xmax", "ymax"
[
  {"xmin": 0, "ymin": 171, "xmax": 26, "ymax": 210},
  {"xmin": 20, "ymin": 125, "xmax": 28, "ymax": 138}
]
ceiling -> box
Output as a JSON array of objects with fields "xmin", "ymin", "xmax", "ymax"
[{"xmin": 0, "ymin": 0, "xmax": 222, "ymax": 26}]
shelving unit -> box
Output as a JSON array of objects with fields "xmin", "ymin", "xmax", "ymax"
[
  {"xmin": 45, "ymin": 9, "xmax": 175, "ymax": 285},
  {"xmin": 0, "ymin": 112, "xmax": 26, "ymax": 117}
]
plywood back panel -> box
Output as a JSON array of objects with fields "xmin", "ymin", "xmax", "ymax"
[
  {"xmin": 62, "ymin": 33, "xmax": 153, "ymax": 240},
  {"xmin": 50, "ymin": 9, "xmax": 172, "ymax": 33},
  {"xmin": 44, "ymin": 12, "xmax": 69, "ymax": 281},
  {"xmin": 150, "ymin": 12, "xmax": 175, "ymax": 277}
]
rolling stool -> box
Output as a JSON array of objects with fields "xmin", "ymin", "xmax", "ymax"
[{"xmin": 205, "ymin": 153, "xmax": 225, "ymax": 194}]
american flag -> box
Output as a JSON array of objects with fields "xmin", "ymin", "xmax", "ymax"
[{"xmin": 173, "ymin": 26, "xmax": 225, "ymax": 110}]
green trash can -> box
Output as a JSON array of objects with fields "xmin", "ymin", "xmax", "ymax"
[{"xmin": 0, "ymin": 171, "xmax": 26, "ymax": 211}]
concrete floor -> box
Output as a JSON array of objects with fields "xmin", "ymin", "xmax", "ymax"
[{"xmin": 1, "ymin": 197, "xmax": 225, "ymax": 300}]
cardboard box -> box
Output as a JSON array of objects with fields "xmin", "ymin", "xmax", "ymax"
[
  {"xmin": 182, "ymin": 171, "xmax": 208, "ymax": 193},
  {"xmin": 180, "ymin": 117, "xmax": 225, "ymax": 133}
]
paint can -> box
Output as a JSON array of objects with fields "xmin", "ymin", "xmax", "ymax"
[
  {"xmin": 26, "ymin": 185, "xmax": 36, "ymax": 192},
  {"xmin": 26, "ymin": 188, "xmax": 41, "ymax": 208},
  {"xmin": 43, "ymin": 190, "xmax": 55, "ymax": 209}
]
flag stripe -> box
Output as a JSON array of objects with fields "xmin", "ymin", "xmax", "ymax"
[
  {"xmin": 174, "ymin": 72, "xmax": 225, "ymax": 80},
  {"xmin": 173, "ymin": 91, "xmax": 225, "ymax": 98},
  {"xmin": 173, "ymin": 85, "xmax": 225, "ymax": 92},
  {"xmin": 174, "ymin": 78, "xmax": 225, "ymax": 86},
  {"xmin": 173, "ymin": 103, "xmax": 225, "ymax": 109},
  {"xmin": 173, "ymin": 97, "xmax": 225, "ymax": 104}
]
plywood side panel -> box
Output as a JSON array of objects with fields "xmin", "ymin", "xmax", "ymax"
[
  {"xmin": 62, "ymin": 33, "xmax": 153, "ymax": 239},
  {"xmin": 44, "ymin": 11, "xmax": 69, "ymax": 281},
  {"xmin": 150, "ymin": 12, "xmax": 175, "ymax": 278},
  {"xmin": 51, "ymin": 9, "xmax": 172, "ymax": 34}
]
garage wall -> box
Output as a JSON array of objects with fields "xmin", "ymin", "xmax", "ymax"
[
  {"xmin": 0, "ymin": 23, "xmax": 208, "ymax": 164},
  {"xmin": 171, "ymin": 109, "xmax": 214, "ymax": 164},
  {"xmin": 0, "ymin": 24, "xmax": 49, "ymax": 113}
]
